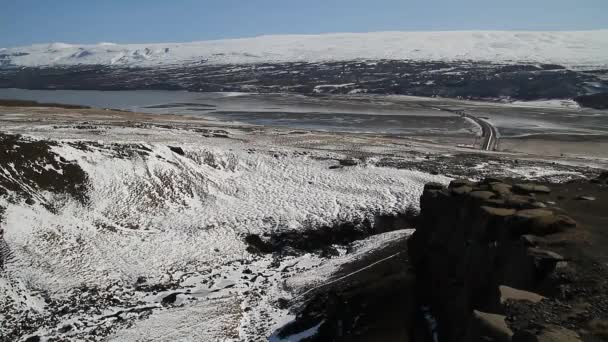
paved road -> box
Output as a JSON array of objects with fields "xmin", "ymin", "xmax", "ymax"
[
  {"xmin": 463, "ymin": 113, "xmax": 499, "ymax": 151},
  {"xmin": 426, "ymin": 106, "xmax": 499, "ymax": 151}
]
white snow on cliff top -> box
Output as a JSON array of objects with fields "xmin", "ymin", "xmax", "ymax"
[{"xmin": 2, "ymin": 30, "xmax": 608, "ymax": 68}]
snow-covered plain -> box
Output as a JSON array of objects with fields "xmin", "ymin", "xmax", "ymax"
[{"xmin": 2, "ymin": 30, "xmax": 608, "ymax": 68}]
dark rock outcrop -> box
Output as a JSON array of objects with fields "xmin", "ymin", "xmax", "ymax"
[
  {"xmin": 575, "ymin": 92, "xmax": 608, "ymax": 110},
  {"xmin": 168, "ymin": 146, "xmax": 185, "ymax": 156},
  {"xmin": 408, "ymin": 179, "xmax": 588, "ymax": 342},
  {"xmin": 273, "ymin": 178, "xmax": 606, "ymax": 342}
]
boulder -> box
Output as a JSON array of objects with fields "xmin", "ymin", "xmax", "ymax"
[
  {"xmin": 482, "ymin": 206, "xmax": 517, "ymax": 217},
  {"xmin": 339, "ymin": 158, "xmax": 359, "ymax": 166},
  {"xmin": 520, "ymin": 234, "xmax": 546, "ymax": 246},
  {"xmin": 490, "ymin": 183, "xmax": 513, "ymax": 196},
  {"xmin": 168, "ymin": 146, "xmax": 185, "ymax": 156},
  {"xmin": 515, "ymin": 209, "xmax": 554, "ymax": 219},
  {"xmin": 424, "ymin": 182, "xmax": 445, "ymax": 191},
  {"xmin": 470, "ymin": 191, "xmax": 497, "ymax": 201},
  {"xmin": 527, "ymin": 248, "xmax": 565, "ymax": 276},
  {"xmin": 482, "ymin": 177, "xmax": 506, "ymax": 184},
  {"xmin": 469, "ymin": 310, "xmax": 513, "ymax": 342},
  {"xmin": 451, "ymin": 185, "xmax": 473, "ymax": 195},
  {"xmin": 513, "ymin": 184, "xmax": 551, "ymax": 195},
  {"xmin": 504, "ymin": 195, "xmax": 536, "ymax": 209},
  {"xmin": 161, "ymin": 292, "xmax": 179, "ymax": 305},
  {"xmin": 499, "ymin": 285, "xmax": 544, "ymax": 304},
  {"xmin": 529, "ymin": 215, "xmax": 577, "ymax": 235},
  {"xmin": 449, "ymin": 178, "xmax": 475, "ymax": 188}
]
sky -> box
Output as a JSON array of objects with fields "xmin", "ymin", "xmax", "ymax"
[{"xmin": 1, "ymin": 0, "xmax": 607, "ymax": 47}]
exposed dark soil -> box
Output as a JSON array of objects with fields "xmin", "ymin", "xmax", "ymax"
[
  {"xmin": 0, "ymin": 133, "xmax": 89, "ymax": 205},
  {"xmin": 245, "ymin": 208, "xmax": 418, "ymax": 256}
]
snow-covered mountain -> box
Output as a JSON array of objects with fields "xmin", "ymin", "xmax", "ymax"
[{"xmin": 2, "ymin": 30, "xmax": 608, "ymax": 68}]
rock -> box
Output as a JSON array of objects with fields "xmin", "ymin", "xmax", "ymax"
[
  {"xmin": 575, "ymin": 195, "xmax": 596, "ymax": 201},
  {"xmin": 482, "ymin": 206, "xmax": 516, "ymax": 217},
  {"xmin": 25, "ymin": 198, "xmax": 36, "ymax": 205},
  {"xmin": 490, "ymin": 183, "xmax": 512, "ymax": 196},
  {"xmin": 449, "ymin": 179, "xmax": 475, "ymax": 188},
  {"xmin": 244, "ymin": 234, "xmax": 273, "ymax": 254},
  {"xmin": 410, "ymin": 180, "xmax": 583, "ymax": 342},
  {"xmin": 527, "ymin": 248, "xmax": 565, "ymax": 262},
  {"xmin": 58, "ymin": 324, "xmax": 73, "ymax": 333},
  {"xmin": 470, "ymin": 310, "xmax": 513, "ymax": 342},
  {"xmin": 499, "ymin": 285, "xmax": 544, "ymax": 304},
  {"xmin": 24, "ymin": 337, "xmax": 41, "ymax": 342},
  {"xmin": 513, "ymin": 183, "xmax": 551, "ymax": 195},
  {"xmin": 424, "ymin": 182, "xmax": 445, "ymax": 191},
  {"xmin": 528, "ymin": 214, "xmax": 577, "ymax": 235},
  {"xmin": 505, "ymin": 195, "xmax": 536, "ymax": 209},
  {"xmin": 161, "ymin": 292, "xmax": 179, "ymax": 306},
  {"xmin": 515, "ymin": 209, "xmax": 554, "ymax": 219},
  {"xmin": 527, "ymin": 248, "xmax": 565, "ymax": 276},
  {"xmin": 485, "ymin": 198, "xmax": 507, "ymax": 207},
  {"xmin": 469, "ymin": 191, "xmax": 496, "ymax": 200},
  {"xmin": 482, "ymin": 177, "xmax": 505, "ymax": 184},
  {"xmin": 520, "ymin": 234, "xmax": 546, "ymax": 246},
  {"xmin": 168, "ymin": 146, "xmax": 185, "ymax": 156},
  {"xmin": 451, "ymin": 185, "xmax": 473, "ymax": 195},
  {"xmin": 339, "ymin": 158, "xmax": 358, "ymax": 166}
]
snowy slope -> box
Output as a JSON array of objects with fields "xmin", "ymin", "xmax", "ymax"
[
  {"xmin": 2, "ymin": 30, "xmax": 608, "ymax": 68},
  {"xmin": 0, "ymin": 125, "xmax": 448, "ymax": 341}
]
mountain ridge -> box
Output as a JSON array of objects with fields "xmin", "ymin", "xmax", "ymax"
[{"xmin": 2, "ymin": 30, "xmax": 608, "ymax": 68}]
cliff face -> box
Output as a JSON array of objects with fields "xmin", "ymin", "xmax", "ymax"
[{"xmin": 408, "ymin": 179, "xmax": 606, "ymax": 342}]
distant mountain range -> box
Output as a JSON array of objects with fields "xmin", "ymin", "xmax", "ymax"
[
  {"xmin": 2, "ymin": 31, "xmax": 608, "ymax": 68},
  {"xmin": 1, "ymin": 31, "xmax": 607, "ymax": 107}
]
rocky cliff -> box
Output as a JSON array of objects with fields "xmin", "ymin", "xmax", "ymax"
[{"xmin": 408, "ymin": 179, "xmax": 608, "ymax": 342}]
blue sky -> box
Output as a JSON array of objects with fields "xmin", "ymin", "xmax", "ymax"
[{"xmin": 1, "ymin": 0, "xmax": 607, "ymax": 47}]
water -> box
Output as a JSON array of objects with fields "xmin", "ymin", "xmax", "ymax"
[{"xmin": 0, "ymin": 88, "xmax": 477, "ymax": 135}]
